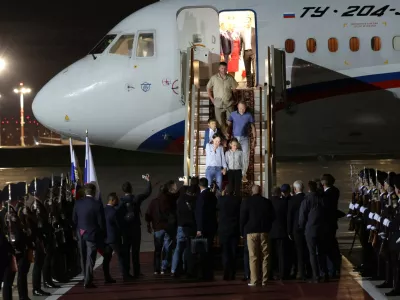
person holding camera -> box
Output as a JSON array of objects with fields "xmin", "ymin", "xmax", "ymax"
[{"xmin": 118, "ymin": 174, "xmax": 152, "ymax": 280}]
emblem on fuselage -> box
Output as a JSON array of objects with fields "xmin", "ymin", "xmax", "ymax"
[{"xmin": 141, "ymin": 82, "xmax": 151, "ymax": 92}]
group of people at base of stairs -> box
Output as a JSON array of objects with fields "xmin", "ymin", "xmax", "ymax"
[
  {"xmin": 144, "ymin": 174, "xmax": 343, "ymax": 287},
  {"xmin": 205, "ymin": 61, "xmax": 256, "ymax": 193}
]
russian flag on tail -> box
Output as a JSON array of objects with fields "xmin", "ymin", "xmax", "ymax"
[
  {"xmin": 283, "ymin": 12, "xmax": 295, "ymax": 18},
  {"xmin": 84, "ymin": 130, "xmax": 100, "ymax": 201}
]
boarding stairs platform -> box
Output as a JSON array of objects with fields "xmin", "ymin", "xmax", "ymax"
[{"xmin": 181, "ymin": 46, "xmax": 288, "ymax": 197}]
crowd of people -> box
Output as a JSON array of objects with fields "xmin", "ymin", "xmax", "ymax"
[
  {"xmin": 144, "ymin": 174, "xmax": 342, "ymax": 285},
  {"xmin": 0, "ymin": 171, "xmax": 345, "ymax": 299}
]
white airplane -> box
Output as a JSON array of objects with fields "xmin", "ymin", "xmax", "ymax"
[{"xmin": 32, "ymin": 0, "xmax": 400, "ymax": 157}]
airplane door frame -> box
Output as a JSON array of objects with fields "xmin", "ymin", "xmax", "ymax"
[{"xmin": 219, "ymin": 9, "xmax": 259, "ymax": 86}]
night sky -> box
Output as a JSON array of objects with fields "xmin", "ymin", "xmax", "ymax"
[{"xmin": 0, "ymin": 1, "xmax": 157, "ymax": 118}]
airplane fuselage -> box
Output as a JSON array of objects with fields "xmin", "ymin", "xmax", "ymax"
[{"xmin": 32, "ymin": 0, "xmax": 400, "ymax": 157}]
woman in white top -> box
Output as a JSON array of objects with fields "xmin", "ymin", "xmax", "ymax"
[
  {"xmin": 225, "ymin": 138, "xmax": 244, "ymax": 195},
  {"xmin": 205, "ymin": 135, "xmax": 227, "ymax": 191}
]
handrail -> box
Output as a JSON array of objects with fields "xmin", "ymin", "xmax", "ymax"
[
  {"xmin": 259, "ymin": 86, "xmax": 263, "ymax": 188},
  {"xmin": 195, "ymin": 87, "xmax": 201, "ymax": 176},
  {"xmin": 183, "ymin": 47, "xmax": 195, "ymax": 180},
  {"xmin": 189, "ymin": 84, "xmax": 196, "ymax": 177}
]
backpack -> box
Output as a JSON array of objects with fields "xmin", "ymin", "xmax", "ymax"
[{"xmin": 122, "ymin": 196, "xmax": 135, "ymax": 222}]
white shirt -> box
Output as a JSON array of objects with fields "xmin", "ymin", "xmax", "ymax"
[
  {"xmin": 209, "ymin": 128, "xmax": 216, "ymax": 142},
  {"xmin": 243, "ymin": 27, "xmax": 252, "ymax": 50},
  {"xmin": 324, "ymin": 187, "xmax": 330, "ymax": 192}
]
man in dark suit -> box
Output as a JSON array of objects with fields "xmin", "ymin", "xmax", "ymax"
[
  {"xmin": 118, "ymin": 174, "xmax": 151, "ymax": 279},
  {"xmin": 73, "ymin": 183, "xmax": 106, "ymax": 288},
  {"xmin": 299, "ymin": 181, "xmax": 329, "ymax": 283},
  {"xmin": 269, "ymin": 186, "xmax": 288, "ymax": 280},
  {"xmin": 287, "ymin": 180, "xmax": 308, "ymax": 280},
  {"xmin": 240, "ymin": 16, "xmax": 256, "ymax": 88},
  {"xmin": 195, "ymin": 177, "xmax": 218, "ymax": 280},
  {"xmin": 217, "ymin": 184, "xmax": 241, "ymax": 280},
  {"xmin": 240, "ymin": 185, "xmax": 274, "ymax": 286},
  {"xmin": 103, "ymin": 192, "xmax": 124, "ymax": 283},
  {"xmin": 321, "ymin": 174, "xmax": 341, "ymax": 276}
]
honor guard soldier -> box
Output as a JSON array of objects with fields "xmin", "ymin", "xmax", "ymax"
[
  {"xmin": 0, "ymin": 190, "xmax": 14, "ymax": 300},
  {"xmin": 370, "ymin": 170, "xmax": 387, "ymax": 281},
  {"xmin": 356, "ymin": 169, "xmax": 375, "ymax": 276},
  {"xmin": 29, "ymin": 178, "xmax": 59, "ymax": 296},
  {"xmin": 381, "ymin": 172, "xmax": 400, "ymax": 296},
  {"xmin": 2, "ymin": 184, "xmax": 31, "ymax": 300}
]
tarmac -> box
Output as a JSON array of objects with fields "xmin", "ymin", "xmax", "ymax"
[{"xmin": 0, "ymin": 146, "xmax": 398, "ymax": 299}]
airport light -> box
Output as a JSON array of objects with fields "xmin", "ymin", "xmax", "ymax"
[{"xmin": 14, "ymin": 83, "xmax": 31, "ymax": 146}]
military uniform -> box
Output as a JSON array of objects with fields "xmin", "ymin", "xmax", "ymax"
[{"xmin": 2, "ymin": 197, "xmax": 30, "ymax": 300}]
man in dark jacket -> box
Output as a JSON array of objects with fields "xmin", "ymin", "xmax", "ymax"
[
  {"xmin": 73, "ymin": 183, "xmax": 106, "ymax": 288},
  {"xmin": 217, "ymin": 184, "xmax": 241, "ymax": 280},
  {"xmin": 269, "ymin": 186, "xmax": 288, "ymax": 280},
  {"xmin": 195, "ymin": 177, "xmax": 218, "ymax": 280},
  {"xmin": 145, "ymin": 180, "xmax": 179, "ymax": 274},
  {"xmin": 171, "ymin": 179, "xmax": 199, "ymax": 277},
  {"xmin": 287, "ymin": 180, "xmax": 308, "ymax": 280},
  {"xmin": 103, "ymin": 192, "xmax": 124, "ymax": 283},
  {"xmin": 321, "ymin": 174, "xmax": 341, "ymax": 277},
  {"xmin": 240, "ymin": 185, "xmax": 274, "ymax": 286},
  {"xmin": 118, "ymin": 175, "xmax": 152, "ymax": 279},
  {"xmin": 299, "ymin": 181, "xmax": 329, "ymax": 283}
]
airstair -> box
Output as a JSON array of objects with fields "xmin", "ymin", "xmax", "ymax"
[{"xmin": 181, "ymin": 46, "xmax": 287, "ymax": 197}]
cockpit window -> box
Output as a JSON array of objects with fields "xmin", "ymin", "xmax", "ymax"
[
  {"xmin": 109, "ymin": 35, "xmax": 135, "ymax": 56},
  {"xmin": 89, "ymin": 34, "xmax": 117, "ymax": 54},
  {"xmin": 136, "ymin": 32, "xmax": 155, "ymax": 57}
]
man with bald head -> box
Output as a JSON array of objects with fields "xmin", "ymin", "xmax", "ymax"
[{"xmin": 240, "ymin": 185, "xmax": 274, "ymax": 286}]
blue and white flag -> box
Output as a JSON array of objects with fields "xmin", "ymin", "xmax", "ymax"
[
  {"xmin": 69, "ymin": 138, "xmax": 82, "ymax": 185},
  {"xmin": 84, "ymin": 133, "xmax": 100, "ymax": 200}
]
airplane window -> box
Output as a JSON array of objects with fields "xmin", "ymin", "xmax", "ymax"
[
  {"xmin": 285, "ymin": 39, "xmax": 295, "ymax": 53},
  {"xmin": 89, "ymin": 34, "xmax": 117, "ymax": 54},
  {"xmin": 136, "ymin": 32, "xmax": 154, "ymax": 57},
  {"xmin": 306, "ymin": 38, "xmax": 316, "ymax": 53},
  {"xmin": 393, "ymin": 37, "xmax": 400, "ymax": 50},
  {"xmin": 371, "ymin": 36, "xmax": 381, "ymax": 51},
  {"xmin": 349, "ymin": 37, "xmax": 360, "ymax": 52},
  {"xmin": 110, "ymin": 35, "xmax": 135, "ymax": 56},
  {"xmin": 328, "ymin": 38, "xmax": 338, "ymax": 52}
]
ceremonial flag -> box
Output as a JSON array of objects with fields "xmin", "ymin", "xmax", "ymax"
[
  {"xmin": 84, "ymin": 132, "xmax": 100, "ymax": 200},
  {"xmin": 69, "ymin": 138, "xmax": 82, "ymax": 185}
]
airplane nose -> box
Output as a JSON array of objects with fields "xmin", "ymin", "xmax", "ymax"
[
  {"xmin": 33, "ymin": 57, "xmax": 107, "ymax": 134},
  {"xmin": 33, "ymin": 56, "xmax": 128, "ymax": 139}
]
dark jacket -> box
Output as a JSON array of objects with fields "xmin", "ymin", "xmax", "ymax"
[
  {"xmin": 73, "ymin": 196, "xmax": 106, "ymax": 243},
  {"xmin": 118, "ymin": 181, "xmax": 152, "ymax": 230},
  {"xmin": 145, "ymin": 191, "xmax": 179, "ymax": 232},
  {"xmin": 195, "ymin": 189, "xmax": 218, "ymax": 235},
  {"xmin": 287, "ymin": 193, "xmax": 305, "ymax": 235},
  {"xmin": 240, "ymin": 194, "xmax": 274, "ymax": 235},
  {"xmin": 217, "ymin": 195, "xmax": 241, "ymax": 238},
  {"xmin": 269, "ymin": 196, "xmax": 288, "ymax": 239},
  {"xmin": 177, "ymin": 192, "xmax": 197, "ymax": 229},
  {"xmin": 323, "ymin": 186, "xmax": 340, "ymax": 230},
  {"xmin": 299, "ymin": 192, "xmax": 327, "ymax": 236},
  {"xmin": 104, "ymin": 205, "xmax": 121, "ymax": 245}
]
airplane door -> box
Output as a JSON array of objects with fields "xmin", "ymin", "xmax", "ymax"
[
  {"xmin": 268, "ymin": 46, "xmax": 287, "ymax": 104},
  {"xmin": 176, "ymin": 7, "xmax": 220, "ymax": 62}
]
